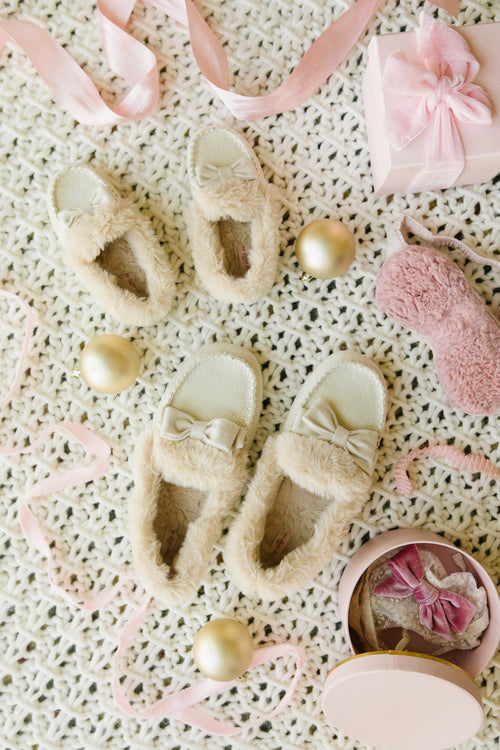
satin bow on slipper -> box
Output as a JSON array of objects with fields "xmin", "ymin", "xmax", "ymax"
[
  {"xmin": 160, "ymin": 405, "xmax": 246, "ymax": 452},
  {"xmin": 195, "ymin": 157, "xmax": 256, "ymax": 186},
  {"xmin": 374, "ymin": 544, "xmax": 477, "ymax": 639},
  {"xmin": 56, "ymin": 184, "xmax": 110, "ymax": 228},
  {"xmin": 296, "ymin": 399, "xmax": 379, "ymax": 474}
]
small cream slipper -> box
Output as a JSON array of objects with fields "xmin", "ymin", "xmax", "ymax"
[
  {"xmin": 47, "ymin": 165, "xmax": 176, "ymax": 325},
  {"xmin": 225, "ymin": 352, "xmax": 388, "ymax": 601},
  {"xmin": 129, "ymin": 343, "xmax": 262, "ymax": 606},
  {"xmin": 186, "ymin": 126, "xmax": 281, "ymax": 304}
]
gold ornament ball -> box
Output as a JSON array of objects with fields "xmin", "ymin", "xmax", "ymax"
[
  {"xmin": 193, "ymin": 618, "xmax": 254, "ymax": 682},
  {"xmin": 295, "ymin": 218, "xmax": 356, "ymax": 280},
  {"xmin": 79, "ymin": 334, "xmax": 140, "ymax": 394}
]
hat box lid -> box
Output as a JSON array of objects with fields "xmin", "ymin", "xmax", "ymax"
[{"xmin": 322, "ymin": 650, "xmax": 484, "ymax": 750}]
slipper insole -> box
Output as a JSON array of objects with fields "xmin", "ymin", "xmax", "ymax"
[
  {"xmin": 152, "ymin": 480, "xmax": 206, "ymax": 572},
  {"xmin": 96, "ymin": 233, "xmax": 149, "ymax": 298},
  {"xmin": 219, "ymin": 219, "xmax": 251, "ymax": 278},
  {"xmin": 258, "ymin": 477, "xmax": 330, "ymax": 568}
]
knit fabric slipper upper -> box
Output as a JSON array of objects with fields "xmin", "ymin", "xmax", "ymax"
[
  {"xmin": 129, "ymin": 343, "xmax": 262, "ymax": 606},
  {"xmin": 225, "ymin": 351, "xmax": 388, "ymax": 601},
  {"xmin": 48, "ymin": 165, "xmax": 176, "ymax": 325},
  {"xmin": 187, "ymin": 126, "xmax": 281, "ymax": 304}
]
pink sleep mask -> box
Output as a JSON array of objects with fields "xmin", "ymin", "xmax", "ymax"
[{"xmin": 376, "ymin": 216, "xmax": 500, "ymax": 416}]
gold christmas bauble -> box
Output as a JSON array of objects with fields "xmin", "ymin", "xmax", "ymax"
[
  {"xmin": 295, "ymin": 218, "xmax": 356, "ymax": 280},
  {"xmin": 79, "ymin": 334, "xmax": 140, "ymax": 394},
  {"xmin": 193, "ymin": 618, "xmax": 254, "ymax": 682}
]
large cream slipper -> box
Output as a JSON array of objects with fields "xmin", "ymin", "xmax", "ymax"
[
  {"xmin": 48, "ymin": 165, "xmax": 176, "ymax": 325},
  {"xmin": 129, "ymin": 344, "xmax": 262, "ymax": 606},
  {"xmin": 225, "ymin": 352, "xmax": 388, "ymax": 601},
  {"xmin": 186, "ymin": 126, "xmax": 281, "ymax": 304}
]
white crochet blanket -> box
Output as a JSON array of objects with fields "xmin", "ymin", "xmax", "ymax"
[{"xmin": 0, "ymin": 1, "xmax": 499, "ymax": 748}]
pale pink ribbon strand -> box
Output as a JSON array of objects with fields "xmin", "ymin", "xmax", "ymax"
[
  {"xmin": 0, "ymin": 0, "xmax": 459, "ymax": 125},
  {"xmin": 0, "ymin": 421, "xmax": 134, "ymax": 609},
  {"xmin": 394, "ymin": 444, "xmax": 500, "ymax": 497},
  {"xmin": 0, "ymin": 290, "xmax": 35, "ymax": 407},
  {"xmin": 0, "ymin": 290, "xmax": 305, "ymax": 731},
  {"xmin": 113, "ymin": 596, "xmax": 306, "ymax": 733}
]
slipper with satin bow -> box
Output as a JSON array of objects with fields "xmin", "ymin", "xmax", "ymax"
[
  {"xmin": 225, "ymin": 351, "xmax": 388, "ymax": 601},
  {"xmin": 129, "ymin": 343, "xmax": 262, "ymax": 606},
  {"xmin": 48, "ymin": 165, "xmax": 176, "ymax": 325},
  {"xmin": 186, "ymin": 126, "xmax": 281, "ymax": 303}
]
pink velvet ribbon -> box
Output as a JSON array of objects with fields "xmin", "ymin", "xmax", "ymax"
[
  {"xmin": 0, "ymin": 0, "xmax": 459, "ymax": 124},
  {"xmin": 374, "ymin": 543, "xmax": 477, "ymax": 639},
  {"xmin": 383, "ymin": 13, "xmax": 492, "ymax": 191}
]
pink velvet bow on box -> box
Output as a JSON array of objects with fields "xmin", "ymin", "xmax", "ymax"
[
  {"xmin": 383, "ymin": 13, "xmax": 492, "ymax": 191},
  {"xmin": 374, "ymin": 543, "xmax": 477, "ymax": 639}
]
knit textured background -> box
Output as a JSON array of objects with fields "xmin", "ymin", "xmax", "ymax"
[{"xmin": 0, "ymin": 1, "xmax": 499, "ymax": 748}]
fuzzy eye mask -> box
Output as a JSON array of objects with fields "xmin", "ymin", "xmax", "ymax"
[{"xmin": 376, "ymin": 216, "xmax": 500, "ymax": 416}]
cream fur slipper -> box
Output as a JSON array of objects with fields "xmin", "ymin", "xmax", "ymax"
[
  {"xmin": 186, "ymin": 126, "xmax": 281, "ymax": 303},
  {"xmin": 225, "ymin": 352, "xmax": 388, "ymax": 601},
  {"xmin": 48, "ymin": 165, "xmax": 176, "ymax": 325},
  {"xmin": 129, "ymin": 343, "xmax": 262, "ymax": 606}
]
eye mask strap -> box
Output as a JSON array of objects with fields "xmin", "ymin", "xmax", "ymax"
[{"xmin": 388, "ymin": 215, "xmax": 500, "ymax": 270}]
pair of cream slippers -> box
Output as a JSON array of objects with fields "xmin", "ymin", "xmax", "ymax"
[
  {"xmin": 130, "ymin": 344, "xmax": 388, "ymax": 604},
  {"xmin": 47, "ymin": 128, "xmax": 280, "ymax": 322}
]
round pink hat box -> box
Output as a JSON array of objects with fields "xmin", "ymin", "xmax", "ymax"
[{"xmin": 322, "ymin": 528, "xmax": 500, "ymax": 750}]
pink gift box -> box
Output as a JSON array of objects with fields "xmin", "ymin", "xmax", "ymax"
[{"xmin": 363, "ymin": 21, "xmax": 500, "ymax": 195}]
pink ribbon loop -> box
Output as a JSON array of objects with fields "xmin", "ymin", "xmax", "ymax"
[
  {"xmin": 114, "ymin": 599, "xmax": 306, "ymax": 733},
  {"xmin": 383, "ymin": 13, "xmax": 492, "ymax": 191},
  {"xmin": 0, "ymin": 1, "xmax": 459, "ymax": 124},
  {"xmin": 374, "ymin": 544, "xmax": 477, "ymax": 639},
  {"xmin": 0, "ymin": 421, "xmax": 125, "ymax": 610}
]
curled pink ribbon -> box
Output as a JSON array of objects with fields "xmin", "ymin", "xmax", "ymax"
[
  {"xmin": 374, "ymin": 544, "xmax": 477, "ymax": 639},
  {"xmin": 383, "ymin": 13, "xmax": 492, "ymax": 191},
  {"xmin": 0, "ymin": 1, "xmax": 458, "ymax": 124}
]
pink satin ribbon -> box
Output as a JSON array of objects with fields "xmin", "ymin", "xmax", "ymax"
[
  {"xmin": 394, "ymin": 444, "xmax": 500, "ymax": 497},
  {"xmin": 0, "ymin": 290, "xmax": 35, "ymax": 407},
  {"xmin": 0, "ymin": 0, "xmax": 459, "ymax": 124},
  {"xmin": 113, "ymin": 596, "xmax": 306, "ymax": 734},
  {"xmin": 374, "ymin": 543, "xmax": 477, "ymax": 639},
  {"xmin": 383, "ymin": 13, "xmax": 492, "ymax": 191},
  {"xmin": 0, "ymin": 290, "xmax": 304, "ymax": 731},
  {"xmin": 0, "ymin": 421, "xmax": 126, "ymax": 609}
]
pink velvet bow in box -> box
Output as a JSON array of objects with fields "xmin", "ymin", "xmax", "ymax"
[
  {"xmin": 374, "ymin": 543, "xmax": 477, "ymax": 640},
  {"xmin": 383, "ymin": 13, "xmax": 492, "ymax": 191}
]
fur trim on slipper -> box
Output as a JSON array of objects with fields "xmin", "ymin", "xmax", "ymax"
[
  {"xmin": 48, "ymin": 165, "xmax": 176, "ymax": 325},
  {"xmin": 225, "ymin": 351, "xmax": 387, "ymax": 601},
  {"xmin": 129, "ymin": 344, "xmax": 263, "ymax": 606},
  {"xmin": 129, "ymin": 430, "xmax": 243, "ymax": 605},
  {"xmin": 187, "ymin": 127, "xmax": 281, "ymax": 304}
]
